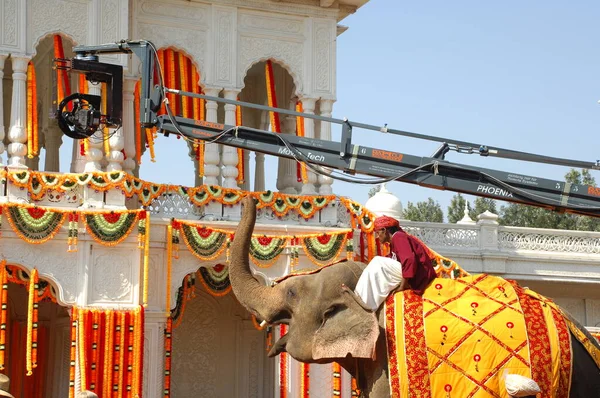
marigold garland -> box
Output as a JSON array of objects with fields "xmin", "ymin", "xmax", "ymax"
[
  {"xmin": 164, "ymin": 317, "xmax": 173, "ymax": 397},
  {"xmin": 5, "ymin": 204, "xmax": 67, "ymax": 244},
  {"xmin": 265, "ymin": 60, "xmax": 281, "ymax": 134},
  {"xmin": 78, "ymin": 308, "xmax": 88, "ymax": 390},
  {"xmin": 54, "ymin": 35, "xmax": 71, "ymax": 109},
  {"xmin": 117, "ymin": 311, "xmax": 126, "ymax": 395},
  {"xmin": 90, "ymin": 310, "xmax": 100, "ymax": 392},
  {"xmin": 4, "ymin": 171, "xmax": 376, "ymax": 230},
  {"xmin": 171, "ymin": 274, "xmax": 196, "ymax": 329},
  {"xmin": 179, "ymin": 223, "xmax": 230, "ymax": 261},
  {"xmin": 235, "ymin": 100, "xmax": 245, "ymax": 184},
  {"xmin": 332, "ymin": 362, "xmax": 342, "ymax": 397},
  {"xmin": 295, "ymin": 100, "xmax": 308, "ymax": 183},
  {"xmin": 302, "ymin": 232, "xmax": 347, "ymax": 267},
  {"xmin": 279, "ymin": 324, "xmax": 287, "ymax": 398},
  {"xmin": 143, "ymin": 211, "xmax": 151, "ymax": 307},
  {"xmin": 25, "ymin": 268, "xmax": 39, "ymax": 376},
  {"xmin": 166, "ymin": 224, "xmax": 173, "ymax": 315},
  {"xmin": 197, "ymin": 265, "xmax": 231, "ymax": 297},
  {"xmin": 300, "ymin": 362, "xmax": 310, "ymax": 398},
  {"xmin": 69, "ymin": 309, "xmax": 77, "ymax": 398},
  {"xmin": 0, "ymin": 261, "xmax": 7, "ymax": 371},
  {"xmin": 249, "ymin": 236, "xmax": 288, "ymax": 268},
  {"xmin": 83, "ymin": 210, "xmax": 141, "ymax": 246},
  {"xmin": 103, "ymin": 310, "xmax": 114, "ymax": 398},
  {"xmin": 101, "ymin": 83, "xmax": 111, "ymax": 157},
  {"xmin": 26, "ymin": 61, "xmax": 39, "ymax": 158}
]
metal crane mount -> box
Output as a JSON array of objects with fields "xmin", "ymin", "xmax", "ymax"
[{"xmin": 55, "ymin": 40, "xmax": 600, "ymax": 218}]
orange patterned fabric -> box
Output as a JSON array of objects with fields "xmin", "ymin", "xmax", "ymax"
[
  {"xmin": 592, "ymin": 332, "xmax": 600, "ymax": 343},
  {"xmin": 385, "ymin": 274, "xmax": 573, "ymax": 397},
  {"xmin": 515, "ymin": 287, "xmax": 553, "ymax": 397},
  {"xmin": 403, "ymin": 291, "xmax": 430, "ymax": 397}
]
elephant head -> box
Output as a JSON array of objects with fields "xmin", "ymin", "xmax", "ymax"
[{"xmin": 229, "ymin": 196, "xmax": 379, "ymax": 363}]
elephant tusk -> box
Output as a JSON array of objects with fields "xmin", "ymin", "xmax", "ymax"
[{"xmin": 260, "ymin": 320, "xmax": 268, "ymax": 328}]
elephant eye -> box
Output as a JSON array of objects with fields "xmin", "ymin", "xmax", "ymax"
[{"xmin": 323, "ymin": 304, "xmax": 343, "ymax": 319}]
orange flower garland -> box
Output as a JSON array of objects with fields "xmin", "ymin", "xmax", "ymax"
[
  {"xmin": 0, "ymin": 260, "xmax": 7, "ymax": 371},
  {"xmin": 143, "ymin": 210, "xmax": 151, "ymax": 307},
  {"xmin": 69, "ymin": 308, "xmax": 77, "ymax": 398},
  {"xmin": 332, "ymin": 362, "xmax": 342, "ymax": 397},
  {"xmin": 235, "ymin": 100, "xmax": 245, "ymax": 184},
  {"xmin": 103, "ymin": 310, "xmax": 114, "ymax": 398},
  {"xmin": 26, "ymin": 268, "xmax": 39, "ymax": 376},
  {"xmin": 164, "ymin": 318, "xmax": 173, "ymax": 397},
  {"xmin": 26, "ymin": 61, "xmax": 38, "ymax": 158},
  {"xmin": 78, "ymin": 308, "xmax": 88, "ymax": 390},
  {"xmin": 300, "ymin": 362, "xmax": 310, "ymax": 398},
  {"xmin": 166, "ymin": 224, "xmax": 173, "ymax": 315},
  {"xmin": 296, "ymin": 100, "xmax": 308, "ymax": 183},
  {"xmin": 279, "ymin": 324, "xmax": 287, "ymax": 398},
  {"xmin": 265, "ymin": 60, "xmax": 281, "ymax": 134}
]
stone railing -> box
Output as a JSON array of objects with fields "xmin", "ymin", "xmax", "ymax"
[{"xmin": 401, "ymin": 211, "xmax": 600, "ymax": 258}]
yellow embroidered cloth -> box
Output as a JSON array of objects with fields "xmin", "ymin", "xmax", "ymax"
[{"xmin": 385, "ymin": 274, "xmax": 573, "ymax": 398}]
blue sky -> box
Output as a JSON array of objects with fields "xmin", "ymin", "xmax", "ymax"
[{"xmin": 137, "ymin": 0, "xmax": 599, "ymax": 218}]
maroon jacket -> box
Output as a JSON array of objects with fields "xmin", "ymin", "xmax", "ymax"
[{"xmin": 387, "ymin": 228, "xmax": 437, "ymax": 295}]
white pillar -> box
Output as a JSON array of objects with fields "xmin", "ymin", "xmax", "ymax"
[
  {"xmin": 203, "ymin": 87, "xmax": 221, "ymax": 186},
  {"xmin": 0, "ymin": 54, "xmax": 7, "ymax": 165},
  {"xmin": 277, "ymin": 108, "xmax": 298, "ymax": 194},
  {"xmin": 222, "ymin": 89, "xmax": 240, "ymax": 189},
  {"xmin": 84, "ymin": 82, "xmax": 104, "ymax": 172},
  {"xmin": 106, "ymin": 128, "xmax": 124, "ymax": 171},
  {"xmin": 7, "ymin": 55, "xmax": 31, "ymax": 168},
  {"xmin": 122, "ymin": 77, "xmax": 137, "ymax": 175},
  {"xmin": 318, "ymin": 99, "xmax": 335, "ymax": 195},
  {"xmin": 299, "ymin": 97, "xmax": 317, "ymax": 194}
]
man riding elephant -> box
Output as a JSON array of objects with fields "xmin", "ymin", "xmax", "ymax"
[{"xmin": 354, "ymin": 215, "xmax": 437, "ymax": 311}]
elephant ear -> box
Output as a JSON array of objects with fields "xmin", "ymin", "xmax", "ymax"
[{"xmin": 312, "ymin": 288, "xmax": 379, "ymax": 360}]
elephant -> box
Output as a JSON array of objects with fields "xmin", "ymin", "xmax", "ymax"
[{"xmin": 229, "ymin": 196, "xmax": 600, "ymax": 397}]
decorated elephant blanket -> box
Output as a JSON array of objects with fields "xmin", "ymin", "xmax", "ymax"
[{"xmin": 384, "ymin": 274, "xmax": 600, "ymax": 398}]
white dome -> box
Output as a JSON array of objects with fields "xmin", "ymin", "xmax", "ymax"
[{"xmin": 365, "ymin": 184, "xmax": 403, "ymax": 220}]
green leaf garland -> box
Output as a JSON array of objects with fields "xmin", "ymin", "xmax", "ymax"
[
  {"xmin": 83, "ymin": 211, "xmax": 139, "ymax": 246},
  {"xmin": 180, "ymin": 225, "xmax": 229, "ymax": 260},
  {"xmin": 302, "ymin": 232, "xmax": 347, "ymax": 266},
  {"xmin": 249, "ymin": 236, "xmax": 287, "ymax": 267},
  {"xmin": 6, "ymin": 206, "xmax": 67, "ymax": 243}
]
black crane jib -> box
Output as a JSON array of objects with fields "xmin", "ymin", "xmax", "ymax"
[{"xmin": 53, "ymin": 40, "xmax": 600, "ymax": 218}]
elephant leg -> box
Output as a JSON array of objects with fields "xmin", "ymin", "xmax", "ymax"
[{"xmin": 569, "ymin": 333, "xmax": 600, "ymax": 397}]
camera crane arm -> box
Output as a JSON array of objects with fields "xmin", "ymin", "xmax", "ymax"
[{"xmin": 56, "ymin": 40, "xmax": 600, "ymax": 218}]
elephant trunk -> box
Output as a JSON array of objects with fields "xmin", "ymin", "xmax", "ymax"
[{"xmin": 229, "ymin": 197, "xmax": 284, "ymax": 323}]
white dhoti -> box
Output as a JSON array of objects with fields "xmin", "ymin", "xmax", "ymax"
[{"xmin": 354, "ymin": 256, "xmax": 403, "ymax": 311}]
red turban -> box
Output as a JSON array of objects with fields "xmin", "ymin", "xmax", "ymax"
[{"xmin": 374, "ymin": 215, "xmax": 399, "ymax": 230}]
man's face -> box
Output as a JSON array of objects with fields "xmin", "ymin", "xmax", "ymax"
[{"xmin": 375, "ymin": 228, "xmax": 391, "ymax": 244}]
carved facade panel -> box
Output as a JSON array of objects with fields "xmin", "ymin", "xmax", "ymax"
[
  {"xmin": 312, "ymin": 19, "xmax": 334, "ymax": 95},
  {"xmin": 136, "ymin": 22, "xmax": 206, "ymax": 78},
  {"xmin": 238, "ymin": 11, "xmax": 304, "ymax": 36},
  {"xmin": 89, "ymin": 246, "xmax": 135, "ymax": 304},
  {"xmin": 0, "ymin": 237, "xmax": 78, "ymax": 305},
  {"xmin": 2, "ymin": 0, "xmax": 18, "ymax": 48},
  {"xmin": 139, "ymin": 0, "xmax": 208, "ymax": 27},
  {"xmin": 28, "ymin": 0, "xmax": 90, "ymax": 53},
  {"xmin": 238, "ymin": 35, "xmax": 304, "ymax": 93},
  {"xmin": 213, "ymin": 7, "xmax": 235, "ymax": 86}
]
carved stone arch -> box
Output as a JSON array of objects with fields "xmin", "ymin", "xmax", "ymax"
[
  {"xmin": 30, "ymin": 31, "xmax": 77, "ymax": 59},
  {"xmin": 239, "ymin": 55, "xmax": 303, "ymax": 97},
  {"xmin": 4, "ymin": 262, "xmax": 70, "ymax": 308}
]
